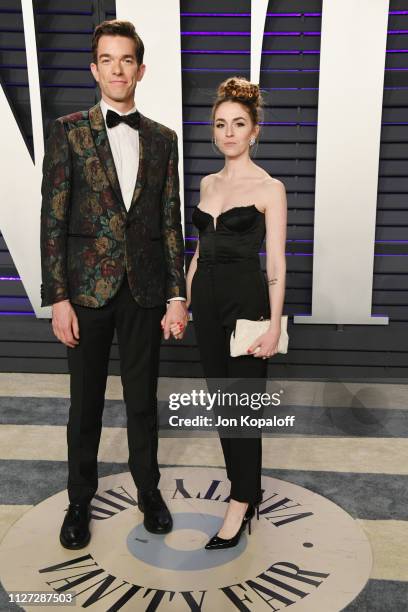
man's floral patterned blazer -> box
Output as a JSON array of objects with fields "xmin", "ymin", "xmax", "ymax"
[{"xmin": 40, "ymin": 101, "xmax": 186, "ymax": 308}]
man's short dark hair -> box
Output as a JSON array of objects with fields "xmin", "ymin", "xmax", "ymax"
[{"xmin": 92, "ymin": 20, "xmax": 144, "ymax": 65}]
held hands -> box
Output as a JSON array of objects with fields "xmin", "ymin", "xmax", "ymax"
[
  {"xmin": 161, "ymin": 300, "xmax": 189, "ymax": 340},
  {"xmin": 247, "ymin": 325, "xmax": 281, "ymax": 359},
  {"xmin": 52, "ymin": 300, "xmax": 80, "ymax": 348}
]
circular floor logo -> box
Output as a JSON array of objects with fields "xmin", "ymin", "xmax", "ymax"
[{"xmin": 0, "ymin": 467, "xmax": 372, "ymax": 611}]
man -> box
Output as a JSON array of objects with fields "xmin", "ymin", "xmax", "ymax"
[{"xmin": 40, "ymin": 19, "xmax": 188, "ymax": 549}]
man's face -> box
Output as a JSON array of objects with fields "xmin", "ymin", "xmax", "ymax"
[{"xmin": 90, "ymin": 35, "xmax": 145, "ymax": 105}]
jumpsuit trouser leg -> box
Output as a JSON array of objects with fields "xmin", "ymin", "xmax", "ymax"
[{"xmin": 192, "ymin": 263, "xmax": 267, "ymax": 505}]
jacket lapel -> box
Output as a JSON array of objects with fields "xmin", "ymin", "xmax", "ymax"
[
  {"xmin": 89, "ymin": 102, "xmax": 126, "ymax": 212},
  {"xmin": 128, "ymin": 112, "xmax": 149, "ymax": 215},
  {"xmin": 89, "ymin": 102, "xmax": 148, "ymax": 216}
]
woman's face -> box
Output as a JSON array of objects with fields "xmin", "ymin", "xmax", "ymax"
[{"xmin": 213, "ymin": 101, "xmax": 259, "ymax": 158}]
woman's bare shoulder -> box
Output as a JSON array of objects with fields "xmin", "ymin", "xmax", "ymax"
[
  {"xmin": 257, "ymin": 176, "xmax": 287, "ymax": 214},
  {"xmin": 262, "ymin": 175, "xmax": 286, "ymax": 190},
  {"xmin": 200, "ymin": 173, "xmax": 220, "ymax": 195}
]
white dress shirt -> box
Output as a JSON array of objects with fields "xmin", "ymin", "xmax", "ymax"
[
  {"xmin": 100, "ymin": 98, "xmax": 185, "ymax": 303},
  {"xmin": 100, "ymin": 98, "xmax": 139, "ymax": 212}
]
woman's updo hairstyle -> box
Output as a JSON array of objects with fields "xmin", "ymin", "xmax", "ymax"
[{"xmin": 211, "ymin": 76, "xmax": 263, "ymax": 125}]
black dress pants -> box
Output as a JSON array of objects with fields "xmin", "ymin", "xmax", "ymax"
[
  {"xmin": 191, "ymin": 260, "xmax": 268, "ymax": 505},
  {"xmin": 66, "ymin": 274, "xmax": 166, "ymax": 504}
]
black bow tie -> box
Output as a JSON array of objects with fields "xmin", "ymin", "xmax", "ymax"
[{"xmin": 106, "ymin": 109, "xmax": 140, "ymax": 130}]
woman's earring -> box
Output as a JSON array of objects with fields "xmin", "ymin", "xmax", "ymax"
[
  {"xmin": 249, "ymin": 137, "xmax": 256, "ymax": 146},
  {"xmin": 211, "ymin": 137, "xmax": 221, "ymax": 156}
]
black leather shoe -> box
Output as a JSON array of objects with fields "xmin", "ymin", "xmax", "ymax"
[
  {"xmin": 138, "ymin": 489, "xmax": 173, "ymax": 534},
  {"xmin": 60, "ymin": 503, "xmax": 91, "ymax": 549}
]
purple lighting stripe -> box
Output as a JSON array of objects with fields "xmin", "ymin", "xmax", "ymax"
[
  {"xmin": 186, "ymin": 237, "xmax": 408, "ymax": 246},
  {"xmin": 271, "ymin": 31, "xmax": 318, "ymax": 36},
  {"xmin": 181, "ymin": 50, "xmax": 323, "ymax": 55},
  {"xmin": 179, "ymin": 11, "xmax": 325, "ymax": 17},
  {"xmin": 0, "ymin": 276, "xmax": 20, "ymax": 281},
  {"xmin": 182, "ymin": 68, "xmax": 249, "ymax": 72},
  {"xmin": 262, "ymin": 86, "xmax": 317, "ymax": 90},
  {"xmin": 180, "ymin": 12, "xmax": 317, "ymax": 17},
  {"xmin": 182, "ymin": 49, "xmax": 408, "ymax": 55},
  {"xmin": 7, "ymin": 9, "xmax": 407, "ymax": 18},
  {"xmin": 263, "ymin": 121, "xmax": 317, "ymax": 125},
  {"xmin": 183, "ymin": 67, "xmax": 408, "ymax": 75},
  {"xmin": 180, "ymin": 12, "xmax": 251, "ymax": 17},
  {"xmin": 181, "ymin": 50, "xmax": 249, "ymax": 54},
  {"xmin": 264, "ymin": 121, "xmax": 317, "ymax": 125},
  {"xmin": 261, "ymin": 68, "xmax": 319, "ymax": 72},
  {"xmin": 181, "ymin": 31, "xmax": 250, "ymax": 36},
  {"xmin": 284, "ymin": 253, "xmax": 408, "ymax": 257},
  {"xmin": 0, "ymin": 312, "xmax": 35, "ymax": 316},
  {"xmin": 180, "ymin": 31, "xmax": 322, "ymax": 36},
  {"xmin": 183, "ymin": 121, "xmax": 317, "ymax": 125}
]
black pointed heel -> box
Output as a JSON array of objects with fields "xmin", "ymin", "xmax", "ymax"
[{"xmin": 205, "ymin": 511, "xmax": 252, "ymax": 551}]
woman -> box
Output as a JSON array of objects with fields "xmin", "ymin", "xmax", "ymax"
[{"xmin": 172, "ymin": 77, "xmax": 287, "ymax": 549}]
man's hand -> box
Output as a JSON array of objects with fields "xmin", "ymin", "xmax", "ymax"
[
  {"xmin": 52, "ymin": 300, "xmax": 80, "ymax": 348},
  {"xmin": 161, "ymin": 301, "xmax": 188, "ymax": 340}
]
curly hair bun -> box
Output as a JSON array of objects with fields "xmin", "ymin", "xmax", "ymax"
[
  {"xmin": 212, "ymin": 76, "xmax": 263, "ymax": 125},
  {"xmin": 217, "ymin": 77, "xmax": 260, "ymax": 104}
]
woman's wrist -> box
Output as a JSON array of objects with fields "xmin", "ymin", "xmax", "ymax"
[{"xmin": 268, "ymin": 319, "xmax": 281, "ymax": 332}]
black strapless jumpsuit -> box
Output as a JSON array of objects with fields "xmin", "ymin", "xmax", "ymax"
[{"xmin": 191, "ymin": 204, "xmax": 270, "ymax": 504}]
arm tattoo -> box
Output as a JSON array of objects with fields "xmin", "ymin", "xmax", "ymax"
[{"xmin": 267, "ymin": 277, "xmax": 278, "ymax": 286}]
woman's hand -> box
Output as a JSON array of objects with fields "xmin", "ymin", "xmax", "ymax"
[
  {"xmin": 168, "ymin": 320, "xmax": 187, "ymax": 340},
  {"xmin": 247, "ymin": 325, "xmax": 281, "ymax": 359}
]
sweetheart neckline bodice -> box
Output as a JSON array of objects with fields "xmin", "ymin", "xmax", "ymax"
[
  {"xmin": 194, "ymin": 204, "xmax": 264, "ymax": 230},
  {"xmin": 195, "ymin": 204, "xmax": 262, "ymax": 220}
]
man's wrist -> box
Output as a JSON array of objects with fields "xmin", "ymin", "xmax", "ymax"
[{"xmin": 52, "ymin": 299, "xmax": 70, "ymax": 307}]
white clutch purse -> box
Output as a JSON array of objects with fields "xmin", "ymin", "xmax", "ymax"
[{"xmin": 230, "ymin": 316, "xmax": 289, "ymax": 357}]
